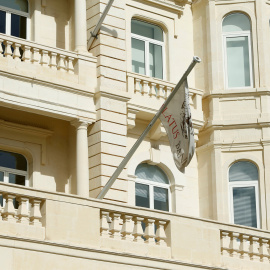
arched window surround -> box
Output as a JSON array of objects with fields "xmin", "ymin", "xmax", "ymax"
[
  {"xmin": 228, "ymin": 160, "xmax": 260, "ymax": 228},
  {"xmin": 222, "ymin": 12, "xmax": 254, "ymax": 89},
  {"xmin": 0, "ymin": 0, "xmax": 30, "ymax": 40},
  {"xmin": 135, "ymin": 163, "xmax": 171, "ymax": 212},
  {"xmin": 131, "ymin": 17, "xmax": 167, "ymax": 80}
]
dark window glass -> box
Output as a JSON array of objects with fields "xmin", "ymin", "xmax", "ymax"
[
  {"xmin": 0, "ymin": 10, "xmax": 6, "ymax": 33},
  {"xmin": 0, "ymin": 150, "xmax": 27, "ymax": 171},
  {"xmin": 0, "ymin": 0, "xmax": 28, "ymax": 13},
  {"xmin": 11, "ymin": 13, "xmax": 26, "ymax": 39},
  {"xmin": 135, "ymin": 183, "xmax": 150, "ymax": 208},
  {"xmin": 233, "ymin": 186, "xmax": 257, "ymax": 228},
  {"xmin": 0, "ymin": 171, "xmax": 3, "ymax": 181},
  {"xmin": 9, "ymin": 174, "xmax": 25, "ymax": 186},
  {"xmin": 154, "ymin": 187, "xmax": 169, "ymax": 211}
]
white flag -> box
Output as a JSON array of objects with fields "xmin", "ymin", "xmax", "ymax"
[{"xmin": 159, "ymin": 80, "xmax": 195, "ymax": 172}]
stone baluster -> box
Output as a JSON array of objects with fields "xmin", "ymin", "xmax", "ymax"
[
  {"xmin": 49, "ymin": 52, "xmax": 57, "ymax": 70},
  {"xmin": 2, "ymin": 194, "xmax": 16, "ymax": 222},
  {"xmin": 31, "ymin": 48, "xmax": 40, "ymax": 64},
  {"xmin": 149, "ymin": 82, "xmax": 156, "ymax": 97},
  {"xmin": 159, "ymin": 85, "xmax": 165, "ymax": 99},
  {"xmin": 132, "ymin": 216, "xmax": 144, "ymax": 243},
  {"xmin": 240, "ymin": 234, "xmax": 250, "ymax": 259},
  {"xmin": 250, "ymin": 236, "xmax": 260, "ymax": 261},
  {"xmin": 134, "ymin": 78, "xmax": 141, "ymax": 93},
  {"xmin": 259, "ymin": 238, "xmax": 269, "ymax": 262},
  {"xmin": 12, "ymin": 43, "xmax": 21, "ymax": 61},
  {"xmin": 155, "ymin": 220, "xmax": 167, "ymax": 246},
  {"xmin": 22, "ymin": 45, "xmax": 31, "ymax": 62},
  {"xmin": 166, "ymin": 86, "xmax": 173, "ymax": 99},
  {"xmin": 66, "ymin": 57, "xmax": 75, "ymax": 73},
  {"xmin": 230, "ymin": 232, "xmax": 240, "ymax": 257},
  {"xmin": 58, "ymin": 55, "xmax": 66, "ymax": 71},
  {"xmin": 109, "ymin": 212, "xmax": 122, "ymax": 239},
  {"xmin": 17, "ymin": 197, "xmax": 29, "ymax": 224},
  {"xmin": 100, "ymin": 210, "xmax": 110, "ymax": 237},
  {"xmin": 141, "ymin": 81, "xmax": 148, "ymax": 95},
  {"xmin": 189, "ymin": 93, "xmax": 194, "ymax": 107},
  {"xmin": 4, "ymin": 41, "xmax": 13, "ymax": 58},
  {"xmin": 121, "ymin": 215, "xmax": 134, "ymax": 241},
  {"xmin": 29, "ymin": 199, "xmax": 42, "ymax": 227},
  {"xmin": 156, "ymin": 85, "xmax": 162, "ymax": 98},
  {"xmin": 144, "ymin": 218, "xmax": 156, "ymax": 244},
  {"xmin": 221, "ymin": 231, "xmax": 231, "ymax": 256},
  {"xmin": 40, "ymin": 50, "xmax": 49, "ymax": 66}
]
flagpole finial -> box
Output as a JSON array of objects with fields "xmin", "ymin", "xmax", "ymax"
[{"xmin": 193, "ymin": 56, "xmax": 201, "ymax": 63}]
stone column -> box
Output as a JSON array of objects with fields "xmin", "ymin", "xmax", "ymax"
[
  {"xmin": 72, "ymin": 120, "xmax": 89, "ymax": 197},
  {"xmin": 74, "ymin": 0, "xmax": 87, "ymax": 53}
]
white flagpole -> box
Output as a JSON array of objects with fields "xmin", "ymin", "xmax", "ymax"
[
  {"xmin": 87, "ymin": 0, "xmax": 115, "ymax": 50},
  {"xmin": 97, "ymin": 56, "xmax": 201, "ymax": 200}
]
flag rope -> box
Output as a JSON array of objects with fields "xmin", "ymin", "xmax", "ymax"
[{"xmin": 97, "ymin": 56, "xmax": 201, "ymax": 200}]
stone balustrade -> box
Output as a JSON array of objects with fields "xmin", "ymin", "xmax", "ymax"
[
  {"xmin": 0, "ymin": 191, "xmax": 44, "ymax": 227},
  {"xmin": 127, "ymin": 72, "xmax": 203, "ymax": 113},
  {"xmin": 100, "ymin": 209, "xmax": 168, "ymax": 246},
  {"xmin": 0, "ymin": 33, "xmax": 76, "ymax": 73},
  {"xmin": 221, "ymin": 230, "xmax": 270, "ymax": 263}
]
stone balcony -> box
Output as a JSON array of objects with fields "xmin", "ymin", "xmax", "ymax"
[
  {"xmin": 0, "ymin": 33, "xmax": 97, "ymax": 122},
  {"xmin": 0, "ymin": 182, "xmax": 269, "ymax": 270},
  {"xmin": 127, "ymin": 72, "xmax": 204, "ymax": 139}
]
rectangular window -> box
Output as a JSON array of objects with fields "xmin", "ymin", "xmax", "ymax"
[
  {"xmin": 233, "ymin": 186, "xmax": 257, "ymax": 228},
  {"xmin": 149, "ymin": 43, "xmax": 163, "ymax": 79},
  {"xmin": 135, "ymin": 183, "xmax": 150, "ymax": 208},
  {"xmin": 226, "ymin": 36, "xmax": 251, "ymax": 88},
  {"xmin": 11, "ymin": 13, "xmax": 26, "ymax": 39},
  {"xmin": 154, "ymin": 186, "xmax": 168, "ymax": 211},
  {"xmin": 132, "ymin": 38, "xmax": 145, "ymax": 75},
  {"xmin": 0, "ymin": 10, "xmax": 6, "ymax": 34}
]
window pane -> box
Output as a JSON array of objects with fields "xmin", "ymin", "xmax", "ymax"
[
  {"xmin": 233, "ymin": 186, "xmax": 257, "ymax": 228},
  {"xmin": 132, "ymin": 38, "xmax": 145, "ymax": 75},
  {"xmin": 0, "ymin": 171, "xmax": 3, "ymax": 181},
  {"xmin": 9, "ymin": 174, "xmax": 25, "ymax": 186},
  {"xmin": 223, "ymin": 13, "xmax": 250, "ymax": 32},
  {"xmin": 229, "ymin": 161, "xmax": 258, "ymax": 182},
  {"xmin": 135, "ymin": 183, "xmax": 150, "ymax": 208},
  {"xmin": 11, "ymin": 14, "xmax": 26, "ymax": 39},
  {"xmin": 0, "ymin": 0, "xmax": 28, "ymax": 13},
  {"xmin": 226, "ymin": 36, "xmax": 251, "ymax": 88},
  {"xmin": 0, "ymin": 150, "xmax": 27, "ymax": 171},
  {"xmin": 154, "ymin": 187, "xmax": 169, "ymax": 211},
  {"xmin": 0, "ymin": 10, "xmax": 6, "ymax": 33},
  {"xmin": 131, "ymin": 20, "xmax": 163, "ymax": 41},
  {"xmin": 149, "ymin": 43, "xmax": 163, "ymax": 79},
  {"xmin": 135, "ymin": 163, "xmax": 169, "ymax": 184}
]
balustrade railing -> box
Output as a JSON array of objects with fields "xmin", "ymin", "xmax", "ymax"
[
  {"xmin": 0, "ymin": 191, "xmax": 44, "ymax": 227},
  {"xmin": 0, "ymin": 34, "xmax": 76, "ymax": 73},
  {"xmin": 221, "ymin": 230, "xmax": 270, "ymax": 263},
  {"xmin": 100, "ymin": 209, "xmax": 168, "ymax": 246},
  {"xmin": 127, "ymin": 72, "xmax": 203, "ymax": 113}
]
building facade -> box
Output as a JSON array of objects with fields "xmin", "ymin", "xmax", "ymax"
[{"xmin": 0, "ymin": 0, "xmax": 269, "ymax": 269}]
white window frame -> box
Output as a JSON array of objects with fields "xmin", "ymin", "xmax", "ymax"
[
  {"xmin": 228, "ymin": 176, "xmax": 260, "ymax": 228},
  {"xmin": 222, "ymin": 26, "xmax": 253, "ymax": 89},
  {"xmin": 0, "ymin": 3, "xmax": 30, "ymax": 40},
  {"xmin": 131, "ymin": 22, "xmax": 166, "ymax": 80},
  {"xmin": 136, "ymin": 177, "xmax": 171, "ymax": 212}
]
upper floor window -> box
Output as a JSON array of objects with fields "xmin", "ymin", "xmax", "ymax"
[
  {"xmin": 229, "ymin": 161, "xmax": 259, "ymax": 228},
  {"xmin": 135, "ymin": 163, "xmax": 170, "ymax": 211},
  {"xmin": 131, "ymin": 19, "xmax": 164, "ymax": 80},
  {"xmin": 0, "ymin": 0, "xmax": 29, "ymax": 39},
  {"xmin": 222, "ymin": 13, "xmax": 253, "ymax": 89}
]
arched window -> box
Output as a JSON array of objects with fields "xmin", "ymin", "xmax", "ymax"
[
  {"xmin": 0, "ymin": 0, "xmax": 29, "ymax": 39},
  {"xmin": 222, "ymin": 13, "xmax": 253, "ymax": 88},
  {"xmin": 135, "ymin": 163, "xmax": 170, "ymax": 211},
  {"xmin": 131, "ymin": 19, "xmax": 164, "ymax": 79},
  {"xmin": 229, "ymin": 161, "xmax": 259, "ymax": 228}
]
